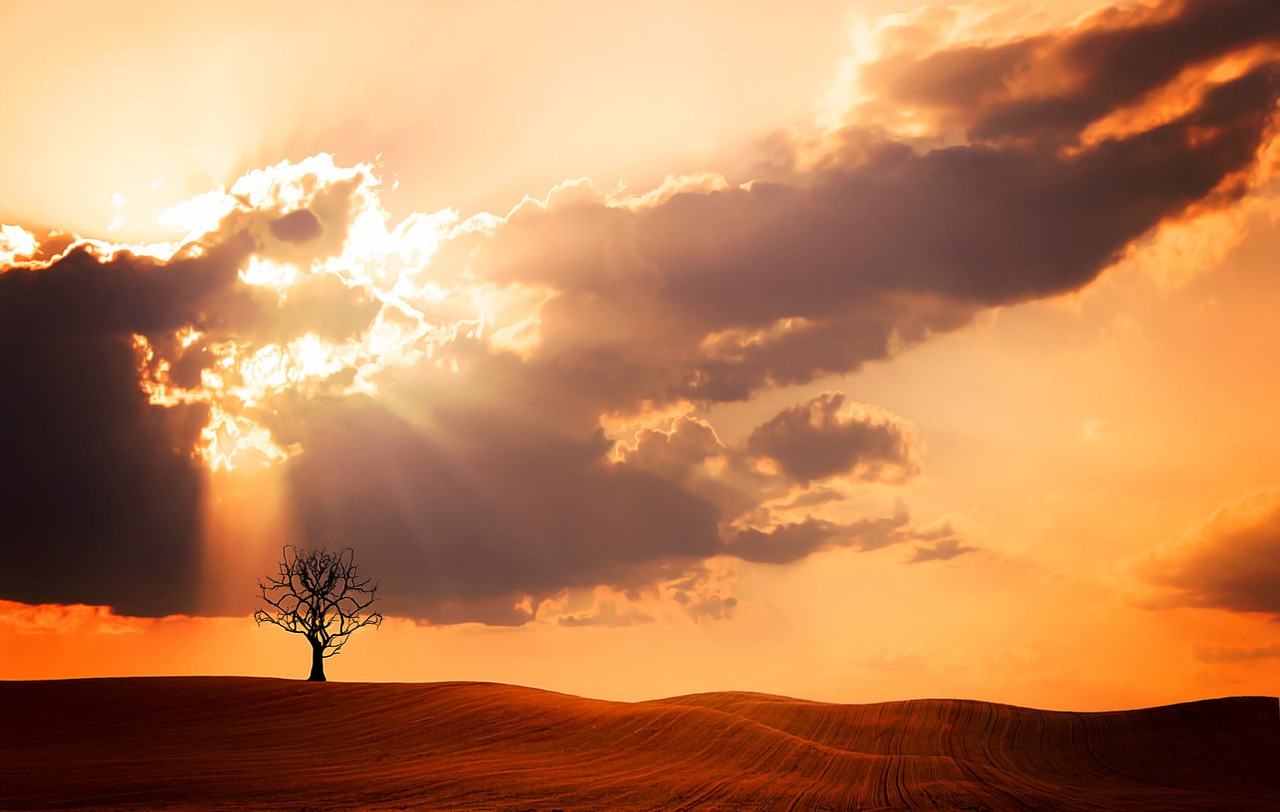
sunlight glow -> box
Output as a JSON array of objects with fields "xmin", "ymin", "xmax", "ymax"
[
  {"xmin": 106, "ymin": 156, "xmax": 562, "ymax": 470},
  {"xmin": 239, "ymin": 256, "xmax": 301, "ymax": 290},
  {"xmin": 1076, "ymin": 46, "xmax": 1280, "ymax": 151},
  {"xmin": 0, "ymin": 224, "xmax": 37, "ymax": 265},
  {"xmin": 202, "ymin": 406, "xmax": 293, "ymax": 472}
]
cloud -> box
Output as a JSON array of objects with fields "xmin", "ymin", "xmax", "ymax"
[
  {"xmin": 270, "ymin": 390, "xmax": 953, "ymax": 617},
  {"xmin": 904, "ymin": 520, "xmax": 977, "ymax": 564},
  {"xmin": 906, "ymin": 537, "xmax": 978, "ymax": 565},
  {"xmin": 182, "ymin": 156, "xmax": 368, "ymax": 265},
  {"xmin": 871, "ymin": 0, "xmax": 1280, "ymax": 146},
  {"xmin": 745, "ymin": 392, "xmax": 918, "ymax": 485},
  {"xmin": 622, "ymin": 416, "xmax": 724, "ymax": 482},
  {"xmin": 675, "ymin": 591, "xmax": 740, "ymax": 622},
  {"xmin": 1141, "ymin": 490, "xmax": 1280, "ymax": 616},
  {"xmin": 0, "ymin": 600, "xmax": 144, "ymax": 635},
  {"xmin": 617, "ymin": 396, "xmax": 921, "ymax": 521},
  {"xmin": 0, "ymin": 161, "xmax": 382, "ymax": 617},
  {"xmin": 268, "ymin": 209, "xmax": 322, "ymax": 243},
  {"xmin": 278, "ymin": 396, "xmax": 724, "ymax": 622},
  {"xmin": 0, "ymin": 238, "xmax": 252, "ymax": 616},
  {"xmin": 433, "ymin": 3, "xmax": 1279, "ymax": 412},
  {"xmin": 557, "ymin": 606, "xmax": 655, "ymax": 628},
  {"xmin": 723, "ymin": 501, "xmax": 959, "ymax": 565}
]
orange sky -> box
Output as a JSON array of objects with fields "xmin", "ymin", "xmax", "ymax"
[{"xmin": 2, "ymin": 0, "xmax": 1279, "ymax": 711}]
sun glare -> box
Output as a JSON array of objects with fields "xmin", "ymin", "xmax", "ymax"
[
  {"xmin": 0, "ymin": 224, "xmax": 37, "ymax": 265},
  {"xmin": 81, "ymin": 155, "xmax": 556, "ymax": 471}
]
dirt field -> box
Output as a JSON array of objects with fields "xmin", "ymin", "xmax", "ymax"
[{"xmin": 2, "ymin": 677, "xmax": 1277, "ymax": 810}]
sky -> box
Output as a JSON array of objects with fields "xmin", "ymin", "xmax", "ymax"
[{"xmin": 1, "ymin": 0, "xmax": 1279, "ymax": 710}]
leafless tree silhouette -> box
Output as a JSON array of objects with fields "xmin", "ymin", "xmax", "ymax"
[{"xmin": 255, "ymin": 546, "xmax": 383, "ymax": 681}]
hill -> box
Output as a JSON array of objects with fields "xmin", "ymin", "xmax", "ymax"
[{"xmin": 2, "ymin": 678, "xmax": 1278, "ymax": 809}]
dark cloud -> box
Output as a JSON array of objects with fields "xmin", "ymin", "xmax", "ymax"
[
  {"xmin": 874, "ymin": 0, "xmax": 1280, "ymax": 144},
  {"xmin": 248, "ymin": 387, "xmax": 946, "ymax": 620},
  {"xmin": 0, "ymin": 177, "xmax": 367, "ymax": 616},
  {"xmin": 442, "ymin": 17, "xmax": 1278, "ymax": 410},
  {"xmin": 1143, "ymin": 490, "xmax": 1280, "ymax": 616},
  {"xmin": 277, "ymin": 396, "xmax": 723, "ymax": 623},
  {"xmin": 0, "ymin": 238, "xmax": 249, "ymax": 336},
  {"xmin": 725, "ymin": 519, "xmax": 857, "ymax": 565},
  {"xmin": 724, "ymin": 503, "xmax": 933, "ymax": 565},
  {"xmin": 745, "ymin": 392, "xmax": 918, "ymax": 484},
  {"xmin": 0, "ymin": 237, "xmax": 253, "ymax": 616},
  {"xmin": 716, "ymin": 496, "xmax": 972, "ymax": 566},
  {"xmin": 269, "ymin": 209, "xmax": 322, "ymax": 243},
  {"xmin": 616, "ymin": 396, "xmax": 921, "ymax": 527}
]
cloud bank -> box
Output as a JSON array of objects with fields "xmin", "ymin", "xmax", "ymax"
[{"xmin": 1142, "ymin": 490, "xmax": 1280, "ymax": 617}]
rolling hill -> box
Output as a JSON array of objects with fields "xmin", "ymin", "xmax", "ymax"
[{"xmin": 2, "ymin": 677, "xmax": 1277, "ymax": 809}]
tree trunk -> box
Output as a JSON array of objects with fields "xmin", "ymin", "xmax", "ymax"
[{"xmin": 307, "ymin": 640, "xmax": 327, "ymax": 682}]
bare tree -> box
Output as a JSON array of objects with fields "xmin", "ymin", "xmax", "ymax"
[{"xmin": 255, "ymin": 545, "xmax": 383, "ymax": 682}]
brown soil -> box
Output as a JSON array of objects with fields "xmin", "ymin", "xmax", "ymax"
[{"xmin": 2, "ymin": 677, "xmax": 1277, "ymax": 810}]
